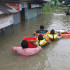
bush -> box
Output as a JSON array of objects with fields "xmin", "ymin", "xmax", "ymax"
[
  {"xmin": 43, "ymin": 3, "xmax": 69, "ymax": 14},
  {"xmin": 43, "ymin": 3, "xmax": 59, "ymax": 14}
]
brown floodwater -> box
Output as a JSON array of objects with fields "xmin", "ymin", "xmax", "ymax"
[{"xmin": 0, "ymin": 12, "xmax": 70, "ymax": 70}]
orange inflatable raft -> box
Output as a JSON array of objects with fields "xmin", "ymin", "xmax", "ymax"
[
  {"xmin": 59, "ymin": 32, "xmax": 70, "ymax": 37},
  {"xmin": 36, "ymin": 33, "xmax": 45, "ymax": 36}
]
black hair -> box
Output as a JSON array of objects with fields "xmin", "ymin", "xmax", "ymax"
[
  {"xmin": 40, "ymin": 25, "xmax": 44, "ymax": 30},
  {"xmin": 38, "ymin": 35, "xmax": 43, "ymax": 40},
  {"xmin": 50, "ymin": 29, "xmax": 55, "ymax": 34},
  {"xmin": 21, "ymin": 40, "xmax": 28, "ymax": 48}
]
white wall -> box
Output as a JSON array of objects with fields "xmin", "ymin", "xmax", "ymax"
[{"xmin": 0, "ymin": 14, "xmax": 14, "ymax": 29}]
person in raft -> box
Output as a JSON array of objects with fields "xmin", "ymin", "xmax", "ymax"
[
  {"xmin": 48, "ymin": 29, "xmax": 64, "ymax": 40},
  {"xmin": 12, "ymin": 40, "xmax": 42, "ymax": 56},
  {"xmin": 33, "ymin": 25, "xmax": 48, "ymax": 35},
  {"xmin": 38, "ymin": 35, "xmax": 51, "ymax": 44}
]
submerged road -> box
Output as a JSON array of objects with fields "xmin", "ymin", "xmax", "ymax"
[{"xmin": 0, "ymin": 12, "xmax": 70, "ymax": 70}]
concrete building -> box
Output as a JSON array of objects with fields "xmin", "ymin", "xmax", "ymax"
[
  {"xmin": 0, "ymin": 0, "xmax": 49, "ymax": 32},
  {"xmin": 21, "ymin": 2, "xmax": 43, "ymax": 20},
  {"xmin": 0, "ymin": 4, "xmax": 22, "ymax": 31}
]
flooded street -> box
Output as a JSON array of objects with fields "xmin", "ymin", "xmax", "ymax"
[{"xmin": 0, "ymin": 12, "xmax": 70, "ymax": 70}]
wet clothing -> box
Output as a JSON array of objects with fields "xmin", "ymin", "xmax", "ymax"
[
  {"xmin": 12, "ymin": 46, "xmax": 42, "ymax": 56},
  {"xmin": 36, "ymin": 30, "xmax": 48, "ymax": 34}
]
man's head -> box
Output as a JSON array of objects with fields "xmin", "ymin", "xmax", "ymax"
[
  {"xmin": 38, "ymin": 35, "xmax": 43, "ymax": 40},
  {"xmin": 40, "ymin": 25, "xmax": 44, "ymax": 30},
  {"xmin": 50, "ymin": 29, "xmax": 55, "ymax": 34},
  {"xmin": 21, "ymin": 40, "xmax": 28, "ymax": 48}
]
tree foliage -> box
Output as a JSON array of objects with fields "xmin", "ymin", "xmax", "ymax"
[
  {"xmin": 52, "ymin": 0, "xmax": 70, "ymax": 5},
  {"xmin": 58, "ymin": 0, "xmax": 70, "ymax": 5}
]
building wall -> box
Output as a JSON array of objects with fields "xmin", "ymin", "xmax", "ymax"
[
  {"xmin": 21, "ymin": 8, "xmax": 25, "ymax": 20},
  {"xmin": 28, "ymin": 8, "xmax": 37, "ymax": 19},
  {"xmin": 13, "ymin": 12, "xmax": 20, "ymax": 25},
  {"xmin": 28, "ymin": 7, "xmax": 42, "ymax": 19},
  {"xmin": 33, "ymin": 8, "xmax": 37, "ymax": 17},
  {"xmin": 37, "ymin": 8, "xmax": 42, "ymax": 16},
  {"xmin": 22, "ymin": 2, "xmax": 43, "ymax": 19}
]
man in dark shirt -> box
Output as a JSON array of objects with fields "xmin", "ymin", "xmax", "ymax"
[{"xmin": 33, "ymin": 25, "xmax": 48, "ymax": 35}]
